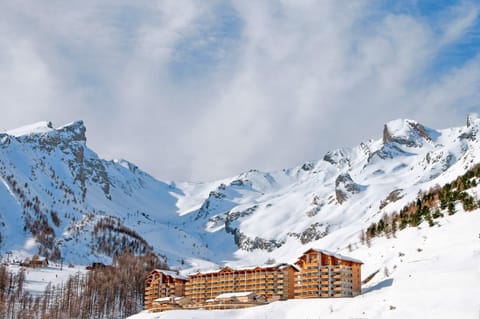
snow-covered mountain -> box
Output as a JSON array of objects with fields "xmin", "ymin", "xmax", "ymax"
[{"xmin": 1, "ymin": 114, "xmax": 480, "ymax": 269}]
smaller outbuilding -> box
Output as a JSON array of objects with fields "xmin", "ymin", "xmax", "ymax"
[
  {"xmin": 151, "ymin": 296, "xmax": 191, "ymax": 312},
  {"xmin": 20, "ymin": 256, "xmax": 48, "ymax": 268},
  {"xmin": 215, "ymin": 291, "xmax": 257, "ymax": 303}
]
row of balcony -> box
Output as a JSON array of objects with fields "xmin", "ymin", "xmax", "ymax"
[
  {"xmin": 294, "ymin": 286, "xmax": 344, "ymax": 293},
  {"xmin": 295, "ymin": 274, "xmax": 337, "ymax": 280},
  {"xmin": 187, "ymin": 275, "xmax": 285, "ymax": 283},
  {"xmin": 196, "ymin": 290, "xmax": 289, "ymax": 296},
  {"xmin": 300, "ymin": 269, "xmax": 352, "ymax": 275},
  {"xmin": 185, "ymin": 281, "xmax": 285, "ymax": 288},
  {"xmin": 186, "ymin": 287, "xmax": 287, "ymax": 295},
  {"xmin": 295, "ymin": 279, "xmax": 342, "ymax": 285},
  {"xmin": 302, "ymin": 263, "xmax": 345, "ymax": 268},
  {"xmin": 187, "ymin": 277, "xmax": 284, "ymax": 285},
  {"xmin": 293, "ymin": 286, "xmax": 353, "ymax": 292},
  {"xmin": 185, "ymin": 282, "xmax": 285, "ymax": 288},
  {"xmin": 298, "ymin": 277, "xmax": 341, "ymax": 282}
]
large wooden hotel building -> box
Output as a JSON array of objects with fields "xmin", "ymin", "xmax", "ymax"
[{"xmin": 145, "ymin": 249, "xmax": 362, "ymax": 311}]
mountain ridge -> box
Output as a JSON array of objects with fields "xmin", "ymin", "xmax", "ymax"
[{"xmin": 0, "ymin": 114, "xmax": 479, "ymax": 270}]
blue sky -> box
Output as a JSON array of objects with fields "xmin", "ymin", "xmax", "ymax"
[
  {"xmin": 0, "ymin": 0, "xmax": 479, "ymax": 181},
  {"xmin": 381, "ymin": 0, "xmax": 480, "ymax": 73}
]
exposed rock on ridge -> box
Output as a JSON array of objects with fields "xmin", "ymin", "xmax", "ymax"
[{"xmin": 335, "ymin": 173, "xmax": 366, "ymax": 204}]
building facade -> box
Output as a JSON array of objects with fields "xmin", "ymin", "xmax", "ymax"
[
  {"xmin": 144, "ymin": 269, "xmax": 188, "ymax": 310},
  {"xmin": 294, "ymin": 249, "xmax": 362, "ymax": 298},
  {"xmin": 185, "ymin": 263, "xmax": 296, "ymax": 305},
  {"xmin": 144, "ymin": 249, "xmax": 362, "ymax": 311}
]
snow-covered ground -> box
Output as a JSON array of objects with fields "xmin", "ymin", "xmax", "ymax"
[
  {"xmin": 128, "ymin": 210, "xmax": 480, "ymax": 319},
  {"xmin": 7, "ymin": 263, "xmax": 87, "ymax": 295}
]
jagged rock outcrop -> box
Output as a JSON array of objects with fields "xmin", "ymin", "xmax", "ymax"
[
  {"xmin": 368, "ymin": 143, "xmax": 413, "ymax": 162},
  {"xmin": 323, "ymin": 148, "xmax": 351, "ymax": 168},
  {"xmin": 230, "ymin": 229, "xmax": 284, "ymax": 252},
  {"xmin": 382, "ymin": 119, "xmax": 437, "ymax": 147},
  {"xmin": 467, "ymin": 113, "xmax": 479, "ymax": 127},
  {"xmin": 287, "ymin": 223, "xmax": 329, "ymax": 244},
  {"xmin": 301, "ymin": 162, "xmax": 315, "ymax": 171},
  {"xmin": 335, "ymin": 173, "xmax": 365, "ymax": 204}
]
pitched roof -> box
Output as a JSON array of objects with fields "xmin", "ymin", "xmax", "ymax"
[
  {"xmin": 189, "ymin": 263, "xmax": 299, "ymax": 276},
  {"xmin": 151, "ymin": 269, "xmax": 189, "ymax": 281},
  {"xmin": 301, "ymin": 248, "xmax": 363, "ymax": 264}
]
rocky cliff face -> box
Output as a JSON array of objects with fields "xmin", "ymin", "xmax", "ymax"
[
  {"xmin": 382, "ymin": 119, "xmax": 438, "ymax": 146},
  {"xmin": 335, "ymin": 173, "xmax": 365, "ymax": 204}
]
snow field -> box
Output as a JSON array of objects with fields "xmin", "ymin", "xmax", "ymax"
[
  {"xmin": 128, "ymin": 210, "xmax": 480, "ymax": 319},
  {"xmin": 7, "ymin": 263, "xmax": 87, "ymax": 295}
]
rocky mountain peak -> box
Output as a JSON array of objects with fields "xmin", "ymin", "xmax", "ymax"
[
  {"xmin": 56, "ymin": 120, "xmax": 87, "ymax": 142},
  {"xmin": 323, "ymin": 148, "xmax": 352, "ymax": 168},
  {"xmin": 4, "ymin": 120, "xmax": 87, "ymax": 154},
  {"xmin": 4, "ymin": 120, "xmax": 86, "ymax": 142},
  {"xmin": 466, "ymin": 113, "xmax": 480, "ymax": 128},
  {"xmin": 382, "ymin": 119, "xmax": 438, "ymax": 147}
]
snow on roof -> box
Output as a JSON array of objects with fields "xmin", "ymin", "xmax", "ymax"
[
  {"xmin": 191, "ymin": 263, "xmax": 299, "ymax": 276},
  {"xmin": 306, "ymin": 249, "xmax": 363, "ymax": 264},
  {"xmin": 234, "ymin": 262, "xmax": 297, "ymax": 272},
  {"xmin": 154, "ymin": 296, "xmax": 184, "ymax": 303},
  {"xmin": 153, "ymin": 269, "xmax": 189, "ymax": 281},
  {"xmin": 285, "ymin": 263, "xmax": 301, "ymax": 271},
  {"xmin": 216, "ymin": 291, "xmax": 254, "ymax": 299}
]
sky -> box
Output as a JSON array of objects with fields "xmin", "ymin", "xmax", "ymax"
[{"xmin": 0, "ymin": 0, "xmax": 479, "ymax": 182}]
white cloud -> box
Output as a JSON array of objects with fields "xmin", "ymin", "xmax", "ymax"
[
  {"xmin": 439, "ymin": 1, "xmax": 479, "ymax": 45},
  {"xmin": 0, "ymin": 1, "xmax": 479, "ymax": 181}
]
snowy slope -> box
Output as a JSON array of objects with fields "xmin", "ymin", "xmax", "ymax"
[
  {"xmin": 7, "ymin": 263, "xmax": 87, "ymax": 295},
  {"xmin": 177, "ymin": 113, "xmax": 480, "ymax": 270},
  {"xmin": 0, "ymin": 114, "xmax": 480, "ymax": 270},
  {"xmin": 128, "ymin": 208, "xmax": 480, "ymax": 319},
  {"xmin": 0, "ymin": 121, "xmax": 217, "ymax": 264}
]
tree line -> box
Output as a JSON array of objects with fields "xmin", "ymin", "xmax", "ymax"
[
  {"xmin": 360, "ymin": 163, "xmax": 480, "ymax": 246},
  {"xmin": 0, "ymin": 253, "xmax": 165, "ymax": 319}
]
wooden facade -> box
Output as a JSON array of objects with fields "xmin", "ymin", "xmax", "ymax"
[
  {"xmin": 144, "ymin": 269, "xmax": 188, "ymax": 310},
  {"xmin": 144, "ymin": 249, "xmax": 362, "ymax": 312},
  {"xmin": 185, "ymin": 263, "xmax": 296, "ymax": 304},
  {"xmin": 294, "ymin": 249, "xmax": 362, "ymax": 298}
]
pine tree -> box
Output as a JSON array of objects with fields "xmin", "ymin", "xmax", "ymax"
[
  {"xmin": 391, "ymin": 218, "xmax": 397, "ymax": 237},
  {"xmin": 448, "ymin": 202, "xmax": 456, "ymax": 215},
  {"xmin": 359, "ymin": 230, "xmax": 366, "ymax": 245}
]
